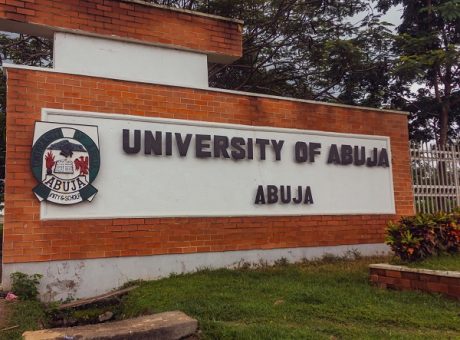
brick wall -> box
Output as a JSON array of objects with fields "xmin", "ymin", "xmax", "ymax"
[
  {"xmin": 0, "ymin": 0, "xmax": 242, "ymax": 61},
  {"xmin": 3, "ymin": 67, "xmax": 414, "ymax": 264},
  {"xmin": 370, "ymin": 265, "xmax": 460, "ymax": 300}
]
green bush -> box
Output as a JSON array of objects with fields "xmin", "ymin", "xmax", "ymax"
[
  {"xmin": 386, "ymin": 212, "xmax": 460, "ymax": 262},
  {"xmin": 10, "ymin": 272, "xmax": 43, "ymax": 300}
]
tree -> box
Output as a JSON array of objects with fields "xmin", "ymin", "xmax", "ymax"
[
  {"xmin": 377, "ymin": 0, "xmax": 460, "ymax": 145},
  {"xmin": 0, "ymin": 0, "xmax": 398, "ymax": 192},
  {"xmin": 147, "ymin": 0, "xmax": 395, "ymax": 106}
]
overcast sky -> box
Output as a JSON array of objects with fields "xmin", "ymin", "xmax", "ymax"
[
  {"xmin": 351, "ymin": 3, "xmax": 403, "ymax": 29},
  {"xmin": 381, "ymin": 4, "xmax": 403, "ymax": 27}
]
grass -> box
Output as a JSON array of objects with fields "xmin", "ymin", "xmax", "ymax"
[
  {"xmin": 2, "ymin": 256, "xmax": 460, "ymax": 339},
  {"xmin": 120, "ymin": 256, "xmax": 460, "ymax": 339},
  {"xmin": 1, "ymin": 301, "xmax": 46, "ymax": 339},
  {"xmin": 404, "ymin": 253, "xmax": 460, "ymax": 271}
]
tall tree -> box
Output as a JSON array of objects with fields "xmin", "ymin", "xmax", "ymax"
[
  {"xmin": 378, "ymin": 0, "xmax": 460, "ymax": 145},
  {"xmin": 149, "ymin": 0, "xmax": 395, "ymax": 106},
  {"xmin": 0, "ymin": 0, "xmax": 397, "ymax": 192}
]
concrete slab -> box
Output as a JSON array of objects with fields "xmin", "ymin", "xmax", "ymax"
[{"xmin": 22, "ymin": 311, "xmax": 198, "ymax": 340}]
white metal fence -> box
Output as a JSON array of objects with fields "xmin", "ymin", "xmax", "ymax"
[{"xmin": 411, "ymin": 143, "xmax": 460, "ymax": 214}]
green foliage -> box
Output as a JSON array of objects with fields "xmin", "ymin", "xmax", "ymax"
[
  {"xmin": 0, "ymin": 1, "xmax": 393, "ymax": 106},
  {"xmin": 10, "ymin": 272, "xmax": 43, "ymax": 300},
  {"xmin": 378, "ymin": 0, "xmax": 460, "ymax": 144},
  {"xmin": 386, "ymin": 212, "xmax": 460, "ymax": 262}
]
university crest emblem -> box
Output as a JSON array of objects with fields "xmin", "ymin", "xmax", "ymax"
[{"xmin": 31, "ymin": 122, "xmax": 100, "ymax": 205}]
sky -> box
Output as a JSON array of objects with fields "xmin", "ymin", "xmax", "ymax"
[
  {"xmin": 351, "ymin": 3, "xmax": 403, "ymax": 29},
  {"xmin": 381, "ymin": 4, "xmax": 403, "ymax": 27}
]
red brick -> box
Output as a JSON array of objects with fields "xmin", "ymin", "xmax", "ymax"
[
  {"xmin": 447, "ymin": 285, "xmax": 460, "ymax": 298},
  {"xmin": 419, "ymin": 274, "xmax": 440, "ymax": 282},
  {"xmin": 439, "ymin": 276, "xmax": 460, "ymax": 286},
  {"xmin": 401, "ymin": 271, "xmax": 419, "ymax": 280},
  {"xmin": 386, "ymin": 270, "xmax": 402, "ymax": 278},
  {"xmin": 426, "ymin": 282, "xmax": 449, "ymax": 294},
  {"xmin": 0, "ymin": 0, "xmax": 242, "ymax": 59},
  {"xmin": 3, "ymin": 67, "xmax": 413, "ymax": 264}
]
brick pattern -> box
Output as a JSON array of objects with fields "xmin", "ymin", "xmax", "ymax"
[
  {"xmin": 3, "ymin": 67, "xmax": 414, "ymax": 264},
  {"xmin": 370, "ymin": 267, "xmax": 460, "ymax": 300},
  {"xmin": 0, "ymin": 0, "xmax": 242, "ymax": 60}
]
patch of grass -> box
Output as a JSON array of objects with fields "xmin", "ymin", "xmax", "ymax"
[
  {"xmin": 1, "ymin": 301, "xmax": 47, "ymax": 340},
  {"xmin": 120, "ymin": 256, "xmax": 460, "ymax": 339},
  {"xmin": 404, "ymin": 253, "xmax": 460, "ymax": 271},
  {"xmin": 2, "ymin": 256, "xmax": 460, "ymax": 339}
]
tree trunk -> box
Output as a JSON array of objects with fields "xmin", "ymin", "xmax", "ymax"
[{"xmin": 439, "ymin": 101, "xmax": 449, "ymax": 147}]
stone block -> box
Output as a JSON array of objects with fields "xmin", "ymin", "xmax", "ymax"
[{"xmin": 23, "ymin": 311, "xmax": 198, "ymax": 340}]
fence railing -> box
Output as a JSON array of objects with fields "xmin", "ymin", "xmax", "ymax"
[{"xmin": 411, "ymin": 143, "xmax": 460, "ymax": 214}]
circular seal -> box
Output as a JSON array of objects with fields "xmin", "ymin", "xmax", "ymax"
[{"xmin": 31, "ymin": 127, "xmax": 100, "ymax": 205}]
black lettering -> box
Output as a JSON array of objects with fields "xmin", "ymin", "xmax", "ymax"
[
  {"xmin": 295, "ymin": 142, "xmax": 308, "ymax": 163},
  {"xmin": 231, "ymin": 137, "xmax": 246, "ymax": 160},
  {"xmin": 327, "ymin": 144, "xmax": 341, "ymax": 164},
  {"xmin": 214, "ymin": 135, "xmax": 230, "ymax": 159},
  {"xmin": 123, "ymin": 129, "xmax": 140, "ymax": 154},
  {"xmin": 70, "ymin": 180, "xmax": 76, "ymax": 191},
  {"xmin": 267, "ymin": 185, "xmax": 278, "ymax": 204},
  {"xmin": 77, "ymin": 178, "xmax": 86, "ymax": 189},
  {"xmin": 309, "ymin": 143, "xmax": 321, "ymax": 162},
  {"xmin": 247, "ymin": 138, "xmax": 254, "ymax": 160},
  {"xmin": 53, "ymin": 179, "xmax": 62, "ymax": 191},
  {"xmin": 175, "ymin": 133, "xmax": 192, "ymax": 157},
  {"xmin": 293, "ymin": 186, "xmax": 303, "ymax": 204},
  {"xmin": 44, "ymin": 177, "xmax": 55, "ymax": 188},
  {"xmin": 196, "ymin": 134, "xmax": 212, "ymax": 158},
  {"xmin": 271, "ymin": 140, "xmax": 284, "ymax": 161},
  {"xmin": 366, "ymin": 148, "xmax": 378, "ymax": 167},
  {"xmin": 255, "ymin": 185, "xmax": 266, "ymax": 204},
  {"xmin": 63, "ymin": 181, "xmax": 70, "ymax": 192},
  {"xmin": 280, "ymin": 185, "xmax": 291, "ymax": 203},
  {"xmin": 256, "ymin": 138, "xmax": 270, "ymax": 160},
  {"xmin": 341, "ymin": 145, "xmax": 353, "ymax": 165},
  {"xmin": 165, "ymin": 132, "xmax": 172, "ymax": 156},
  {"xmin": 378, "ymin": 148, "xmax": 390, "ymax": 167},
  {"xmin": 354, "ymin": 146, "xmax": 366, "ymax": 166},
  {"xmin": 144, "ymin": 131, "xmax": 162, "ymax": 155},
  {"xmin": 304, "ymin": 186, "xmax": 313, "ymax": 204}
]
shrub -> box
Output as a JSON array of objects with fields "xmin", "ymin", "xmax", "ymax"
[
  {"xmin": 10, "ymin": 272, "xmax": 43, "ymax": 300},
  {"xmin": 386, "ymin": 212, "xmax": 460, "ymax": 262}
]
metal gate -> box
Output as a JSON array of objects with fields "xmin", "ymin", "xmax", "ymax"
[{"xmin": 411, "ymin": 143, "xmax": 460, "ymax": 214}]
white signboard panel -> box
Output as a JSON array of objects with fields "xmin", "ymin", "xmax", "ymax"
[{"xmin": 40, "ymin": 109, "xmax": 395, "ymax": 220}]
